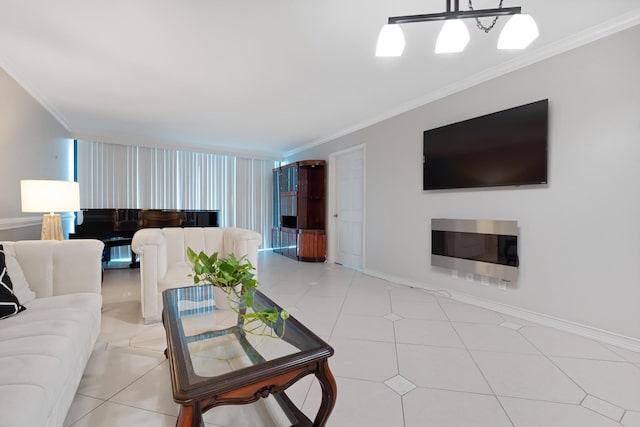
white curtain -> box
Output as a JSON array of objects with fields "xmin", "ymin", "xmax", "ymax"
[{"xmin": 76, "ymin": 140, "xmax": 277, "ymax": 248}]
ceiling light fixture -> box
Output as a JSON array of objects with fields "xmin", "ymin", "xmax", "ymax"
[
  {"xmin": 376, "ymin": 0, "xmax": 538, "ymax": 57},
  {"xmin": 435, "ymin": 19, "xmax": 470, "ymax": 53}
]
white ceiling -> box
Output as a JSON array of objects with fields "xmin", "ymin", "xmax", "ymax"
[{"xmin": 1, "ymin": 1, "xmax": 639, "ymax": 159}]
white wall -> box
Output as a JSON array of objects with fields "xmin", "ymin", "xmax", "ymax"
[
  {"xmin": 0, "ymin": 67, "xmax": 72, "ymax": 240},
  {"xmin": 287, "ymin": 25, "xmax": 640, "ymax": 342}
]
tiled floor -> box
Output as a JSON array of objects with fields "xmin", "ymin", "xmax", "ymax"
[{"xmin": 64, "ymin": 251, "xmax": 640, "ymax": 426}]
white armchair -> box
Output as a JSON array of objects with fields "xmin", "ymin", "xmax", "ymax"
[{"xmin": 131, "ymin": 227, "xmax": 262, "ymax": 323}]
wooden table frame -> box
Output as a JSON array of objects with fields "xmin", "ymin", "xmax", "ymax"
[{"xmin": 162, "ymin": 286, "xmax": 337, "ymax": 426}]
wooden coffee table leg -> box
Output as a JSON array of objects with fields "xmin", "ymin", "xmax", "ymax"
[
  {"xmin": 177, "ymin": 402, "xmax": 204, "ymax": 427},
  {"xmin": 314, "ymin": 360, "xmax": 337, "ymax": 426}
]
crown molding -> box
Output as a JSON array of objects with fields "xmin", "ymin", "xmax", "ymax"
[{"xmin": 0, "ymin": 59, "xmax": 71, "ymax": 132}]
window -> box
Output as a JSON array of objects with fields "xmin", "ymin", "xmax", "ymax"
[{"xmin": 75, "ymin": 140, "xmax": 277, "ymax": 247}]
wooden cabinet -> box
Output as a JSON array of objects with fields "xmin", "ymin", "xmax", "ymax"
[{"xmin": 273, "ymin": 160, "xmax": 326, "ymax": 262}]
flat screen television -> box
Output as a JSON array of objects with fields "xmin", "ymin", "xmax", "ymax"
[{"xmin": 423, "ymin": 99, "xmax": 548, "ymax": 190}]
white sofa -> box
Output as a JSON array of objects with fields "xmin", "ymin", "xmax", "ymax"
[
  {"xmin": 132, "ymin": 227, "xmax": 262, "ymax": 323},
  {"xmin": 0, "ymin": 239, "xmax": 104, "ymax": 427}
]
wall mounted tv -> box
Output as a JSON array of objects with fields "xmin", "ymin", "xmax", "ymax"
[{"xmin": 423, "ymin": 99, "xmax": 548, "ymax": 190}]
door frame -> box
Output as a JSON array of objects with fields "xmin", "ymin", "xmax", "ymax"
[{"xmin": 327, "ymin": 144, "xmax": 366, "ymax": 269}]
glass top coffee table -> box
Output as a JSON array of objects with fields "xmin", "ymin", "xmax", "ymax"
[{"xmin": 162, "ymin": 285, "xmax": 336, "ymax": 427}]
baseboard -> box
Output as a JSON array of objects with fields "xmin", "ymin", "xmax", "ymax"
[{"xmin": 364, "ymin": 267, "xmax": 640, "ymax": 353}]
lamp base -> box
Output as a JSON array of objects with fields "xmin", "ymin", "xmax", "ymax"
[{"xmin": 41, "ymin": 213, "xmax": 64, "ymax": 240}]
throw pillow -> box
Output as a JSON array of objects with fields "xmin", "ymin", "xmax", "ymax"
[
  {"xmin": 0, "ymin": 244, "xmax": 26, "ymax": 319},
  {"xmin": 2, "ymin": 244, "xmax": 36, "ymax": 304}
]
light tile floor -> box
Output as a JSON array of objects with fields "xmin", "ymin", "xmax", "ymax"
[{"xmin": 64, "ymin": 251, "xmax": 640, "ymax": 426}]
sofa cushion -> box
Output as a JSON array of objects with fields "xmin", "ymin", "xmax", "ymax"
[
  {"xmin": 2, "ymin": 244, "xmax": 36, "ymax": 304},
  {"xmin": 0, "ymin": 292, "xmax": 102, "ymax": 426},
  {"xmin": 0, "ymin": 244, "xmax": 26, "ymax": 319},
  {"xmin": 158, "ymin": 261, "xmax": 194, "ymax": 293}
]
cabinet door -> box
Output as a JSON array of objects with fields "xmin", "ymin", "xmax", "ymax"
[
  {"xmin": 272, "ymin": 226, "xmax": 281, "ymax": 254},
  {"xmin": 280, "ymin": 164, "xmax": 298, "ymax": 193},
  {"xmin": 272, "ymin": 169, "xmax": 281, "ymax": 227},
  {"xmin": 297, "ymin": 163, "xmax": 326, "ymax": 230},
  {"xmin": 281, "ymin": 228, "xmax": 298, "ymax": 259},
  {"xmin": 298, "ymin": 229, "xmax": 326, "ymax": 262}
]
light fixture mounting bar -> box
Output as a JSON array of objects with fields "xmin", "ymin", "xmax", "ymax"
[{"xmin": 387, "ymin": 7, "xmax": 521, "ymax": 25}]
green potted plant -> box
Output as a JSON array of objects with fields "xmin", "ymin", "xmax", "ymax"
[{"xmin": 187, "ymin": 247, "xmax": 289, "ymax": 338}]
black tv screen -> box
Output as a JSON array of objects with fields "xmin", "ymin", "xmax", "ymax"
[{"xmin": 423, "ymin": 99, "xmax": 548, "ymax": 190}]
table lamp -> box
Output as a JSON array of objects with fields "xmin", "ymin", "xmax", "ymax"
[{"xmin": 20, "ymin": 179, "xmax": 80, "ymax": 240}]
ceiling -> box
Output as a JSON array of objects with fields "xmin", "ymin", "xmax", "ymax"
[{"xmin": 1, "ymin": 1, "xmax": 639, "ymax": 159}]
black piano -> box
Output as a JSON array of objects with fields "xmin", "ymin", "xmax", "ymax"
[{"xmin": 70, "ymin": 209, "xmax": 220, "ymax": 267}]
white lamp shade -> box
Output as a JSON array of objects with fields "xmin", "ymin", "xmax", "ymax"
[
  {"xmin": 376, "ymin": 24, "xmax": 405, "ymax": 57},
  {"xmin": 435, "ymin": 20, "xmax": 470, "ymax": 53},
  {"xmin": 21, "ymin": 180, "xmax": 80, "ymax": 213},
  {"xmin": 497, "ymin": 14, "xmax": 539, "ymax": 49}
]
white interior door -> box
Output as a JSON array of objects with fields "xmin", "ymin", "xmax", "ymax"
[{"xmin": 334, "ymin": 147, "xmax": 364, "ymax": 270}]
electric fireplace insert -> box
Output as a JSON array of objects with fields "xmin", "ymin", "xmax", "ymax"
[{"xmin": 431, "ymin": 218, "xmax": 518, "ymax": 281}]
